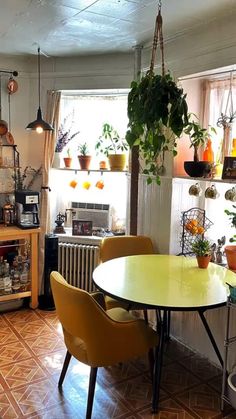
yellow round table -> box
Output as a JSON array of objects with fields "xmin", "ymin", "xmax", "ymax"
[{"xmin": 93, "ymin": 254, "xmax": 236, "ymax": 412}]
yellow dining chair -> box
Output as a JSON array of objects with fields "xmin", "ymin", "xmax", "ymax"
[
  {"xmin": 50, "ymin": 271, "xmax": 158, "ymax": 419},
  {"xmin": 100, "ymin": 235, "xmax": 154, "ymax": 320}
]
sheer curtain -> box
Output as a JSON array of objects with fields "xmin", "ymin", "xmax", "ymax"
[
  {"xmin": 38, "ymin": 90, "xmax": 61, "ymax": 294},
  {"xmin": 202, "ymin": 77, "xmax": 236, "ymax": 161}
]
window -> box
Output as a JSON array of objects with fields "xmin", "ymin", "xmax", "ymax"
[
  {"xmin": 59, "ymin": 89, "xmax": 129, "ymax": 167},
  {"xmin": 51, "ymin": 89, "xmax": 129, "ymax": 233},
  {"xmin": 203, "ymin": 76, "xmax": 236, "ymax": 162}
]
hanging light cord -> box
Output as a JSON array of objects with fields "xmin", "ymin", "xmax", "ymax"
[
  {"xmin": 38, "ymin": 47, "xmax": 41, "ymax": 109},
  {"xmin": 8, "ymin": 92, "xmax": 11, "ymax": 132}
]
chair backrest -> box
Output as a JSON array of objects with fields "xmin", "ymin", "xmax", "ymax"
[
  {"xmin": 100, "ymin": 235, "xmax": 154, "ymax": 263},
  {"xmin": 50, "ymin": 271, "xmax": 115, "ymax": 360},
  {"xmin": 50, "ymin": 270, "xmax": 156, "ymax": 366},
  {"xmin": 50, "ymin": 271, "xmax": 106, "ymax": 339}
]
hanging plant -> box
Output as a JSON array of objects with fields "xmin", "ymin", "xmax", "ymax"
[{"xmin": 125, "ymin": 3, "xmax": 188, "ymax": 184}]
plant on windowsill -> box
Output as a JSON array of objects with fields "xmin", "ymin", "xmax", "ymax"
[
  {"xmin": 77, "ymin": 142, "xmax": 91, "ymax": 170},
  {"xmin": 224, "ymin": 206, "xmax": 236, "ymax": 270},
  {"xmin": 183, "ymin": 115, "xmax": 216, "ymax": 178},
  {"xmin": 191, "ymin": 237, "xmax": 212, "ymax": 269},
  {"xmin": 95, "ymin": 122, "xmax": 128, "ymax": 171},
  {"xmin": 63, "ymin": 149, "xmax": 72, "ymax": 168}
]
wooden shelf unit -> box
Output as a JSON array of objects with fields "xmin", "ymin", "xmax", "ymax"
[{"xmin": 0, "ymin": 226, "xmax": 40, "ymax": 309}]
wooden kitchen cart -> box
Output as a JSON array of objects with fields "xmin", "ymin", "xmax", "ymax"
[{"xmin": 0, "ymin": 226, "xmax": 40, "ymax": 309}]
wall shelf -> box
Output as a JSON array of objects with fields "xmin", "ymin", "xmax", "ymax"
[
  {"xmin": 52, "ymin": 167, "xmax": 129, "ymax": 174},
  {"xmin": 174, "ymin": 176, "xmax": 236, "ymax": 184}
]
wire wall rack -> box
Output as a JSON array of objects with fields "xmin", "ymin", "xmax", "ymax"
[{"xmin": 179, "ymin": 207, "xmax": 213, "ymax": 256}]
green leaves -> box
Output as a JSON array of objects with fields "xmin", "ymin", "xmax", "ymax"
[
  {"xmin": 191, "ymin": 238, "xmax": 211, "ymax": 256},
  {"xmin": 96, "ymin": 122, "xmax": 128, "ymax": 156},
  {"xmin": 183, "ymin": 115, "xmax": 217, "ymax": 162},
  {"xmin": 126, "ymin": 72, "xmax": 188, "ymax": 184},
  {"xmin": 225, "ymin": 206, "xmax": 236, "ymax": 242}
]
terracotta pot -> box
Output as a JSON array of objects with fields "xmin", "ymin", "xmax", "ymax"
[
  {"xmin": 78, "ymin": 155, "xmax": 91, "ymax": 170},
  {"xmin": 225, "ymin": 245, "xmax": 236, "ymax": 271},
  {"xmin": 99, "ymin": 160, "xmax": 108, "ymax": 170},
  {"xmin": 108, "ymin": 154, "xmax": 126, "ymax": 171},
  {"xmin": 63, "ymin": 157, "xmax": 72, "ymax": 168},
  {"xmin": 196, "ymin": 255, "xmax": 211, "ymax": 269}
]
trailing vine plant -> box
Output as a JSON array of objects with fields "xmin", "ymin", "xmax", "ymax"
[{"xmin": 125, "ymin": 1, "xmax": 189, "ymax": 184}]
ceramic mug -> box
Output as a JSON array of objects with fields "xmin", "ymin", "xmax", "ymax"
[
  {"xmin": 205, "ymin": 184, "xmax": 219, "ymax": 199},
  {"xmin": 225, "ymin": 186, "xmax": 236, "ymax": 202},
  {"xmin": 189, "ymin": 183, "xmax": 202, "ymax": 197}
]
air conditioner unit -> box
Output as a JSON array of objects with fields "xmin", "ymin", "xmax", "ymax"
[{"xmin": 71, "ymin": 202, "xmax": 111, "ymax": 230}]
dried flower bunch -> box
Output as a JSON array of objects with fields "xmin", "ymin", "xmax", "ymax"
[
  {"xmin": 13, "ymin": 166, "xmax": 42, "ymax": 190},
  {"xmin": 55, "ymin": 112, "xmax": 80, "ymax": 153}
]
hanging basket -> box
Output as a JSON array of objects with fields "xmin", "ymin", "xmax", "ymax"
[{"xmin": 126, "ymin": 2, "xmax": 188, "ymax": 184}]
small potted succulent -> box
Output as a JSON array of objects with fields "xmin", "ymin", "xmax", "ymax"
[
  {"xmin": 191, "ymin": 237, "xmax": 212, "ymax": 269},
  {"xmin": 77, "ymin": 142, "xmax": 91, "ymax": 170},
  {"xmin": 224, "ymin": 205, "xmax": 236, "ymax": 270},
  {"xmin": 183, "ymin": 115, "xmax": 216, "ymax": 178},
  {"xmin": 95, "ymin": 123, "xmax": 128, "ymax": 171},
  {"xmin": 63, "ymin": 149, "xmax": 72, "ymax": 168}
]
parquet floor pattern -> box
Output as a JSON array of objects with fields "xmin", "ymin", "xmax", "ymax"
[{"xmin": 0, "ymin": 308, "xmax": 235, "ymax": 418}]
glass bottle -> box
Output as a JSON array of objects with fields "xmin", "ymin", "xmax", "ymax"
[
  {"xmin": 0, "ymin": 257, "xmax": 4, "ymax": 295},
  {"xmin": 0, "ymin": 143, "xmax": 3, "ymax": 167},
  {"xmin": 231, "ymin": 138, "xmax": 236, "ymax": 157},
  {"xmin": 20, "ymin": 262, "xmax": 29, "ymax": 286},
  {"xmin": 203, "ymin": 139, "xmax": 214, "ymax": 163},
  {"xmin": 3, "ymin": 261, "xmax": 11, "ymax": 294}
]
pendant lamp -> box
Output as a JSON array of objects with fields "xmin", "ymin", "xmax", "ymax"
[{"xmin": 26, "ymin": 47, "xmax": 53, "ymax": 133}]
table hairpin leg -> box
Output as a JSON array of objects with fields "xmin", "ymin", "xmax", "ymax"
[
  {"xmin": 166, "ymin": 310, "xmax": 171, "ymax": 340},
  {"xmin": 152, "ymin": 309, "xmax": 167, "ymax": 413},
  {"xmin": 198, "ymin": 309, "xmax": 223, "ymax": 366}
]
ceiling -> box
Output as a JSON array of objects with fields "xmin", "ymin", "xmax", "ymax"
[{"xmin": 0, "ymin": 0, "xmax": 235, "ymax": 57}]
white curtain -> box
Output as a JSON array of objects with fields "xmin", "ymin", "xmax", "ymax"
[
  {"xmin": 202, "ymin": 77, "xmax": 236, "ymax": 161},
  {"xmin": 38, "ymin": 90, "xmax": 61, "ymax": 294}
]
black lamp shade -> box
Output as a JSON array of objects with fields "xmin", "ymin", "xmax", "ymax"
[{"xmin": 26, "ymin": 107, "xmax": 54, "ymax": 131}]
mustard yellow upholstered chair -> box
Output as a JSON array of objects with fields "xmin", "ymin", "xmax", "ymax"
[
  {"xmin": 50, "ymin": 271, "xmax": 158, "ymax": 419},
  {"xmin": 100, "ymin": 235, "xmax": 154, "ymax": 315}
]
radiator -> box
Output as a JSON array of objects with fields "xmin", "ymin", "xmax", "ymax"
[{"xmin": 58, "ymin": 242, "xmax": 100, "ymax": 292}]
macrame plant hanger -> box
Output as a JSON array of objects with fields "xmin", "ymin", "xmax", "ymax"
[
  {"xmin": 217, "ymin": 71, "xmax": 236, "ymax": 161},
  {"xmin": 150, "ymin": 0, "xmax": 166, "ymax": 171},
  {"xmin": 149, "ymin": 0, "xmax": 165, "ymax": 77}
]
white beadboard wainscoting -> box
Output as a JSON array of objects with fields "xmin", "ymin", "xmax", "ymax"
[{"xmin": 137, "ymin": 175, "xmax": 173, "ymax": 254}]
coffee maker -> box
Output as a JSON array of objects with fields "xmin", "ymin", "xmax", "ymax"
[{"xmin": 15, "ymin": 190, "xmax": 40, "ymax": 229}]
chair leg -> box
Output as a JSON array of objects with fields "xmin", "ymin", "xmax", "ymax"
[
  {"xmin": 148, "ymin": 348, "xmax": 155, "ymax": 383},
  {"xmin": 143, "ymin": 309, "xmax": 148, "ymax": 324},
  {"xmin": 86, "ymin": 367, "xmax": 98, "ymax": 419},
  {"xmin": 58, "ymin": 350, "xmax": 72, "ymax": 387}
]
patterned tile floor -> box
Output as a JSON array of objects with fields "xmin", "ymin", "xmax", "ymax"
[{"xmin": 0, "ymin": 307, "xmax": 235, "ymax": 418}]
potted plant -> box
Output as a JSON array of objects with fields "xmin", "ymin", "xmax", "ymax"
[
  {"xmin": 183, "ymin": 115, "xmax": 216, "ymax": 178},
  {"xmin": 225, "ymin": 205, "xmax": 236, "ymax": 270},
  {"xmin": 95, "ymin": 123, "xmax": 128, "ymax": 171},
  {"xmin": 77, "ymin": 142, "xmax": 91, "ymax": 170},
  {"xmin": 125, "ymin": 72, "xmax": 189, "ymax": 184},
  {"xmin": 191, "ymin": 237, "xmax": 212, "ymax": 269},
  {"xmin": 63, "ymin": 149, "xmax": 72, "ymax": 168}
]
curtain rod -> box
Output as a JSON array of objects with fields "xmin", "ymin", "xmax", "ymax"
[
  {"xmin": 0, "ymin": 69, "xmax": 18, "ymax": 77},
  {"xmin": 178, "ymin": 67, "xmax": 236, "ymax": 82}
]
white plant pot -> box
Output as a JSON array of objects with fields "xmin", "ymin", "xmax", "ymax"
[
  {"xmin": 227, "ymin": 371, "xmax": 236, "ymax": 408},
  {"xmin": 52, "ymin": 152, "xmax": 62, "ymax": 168}
]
